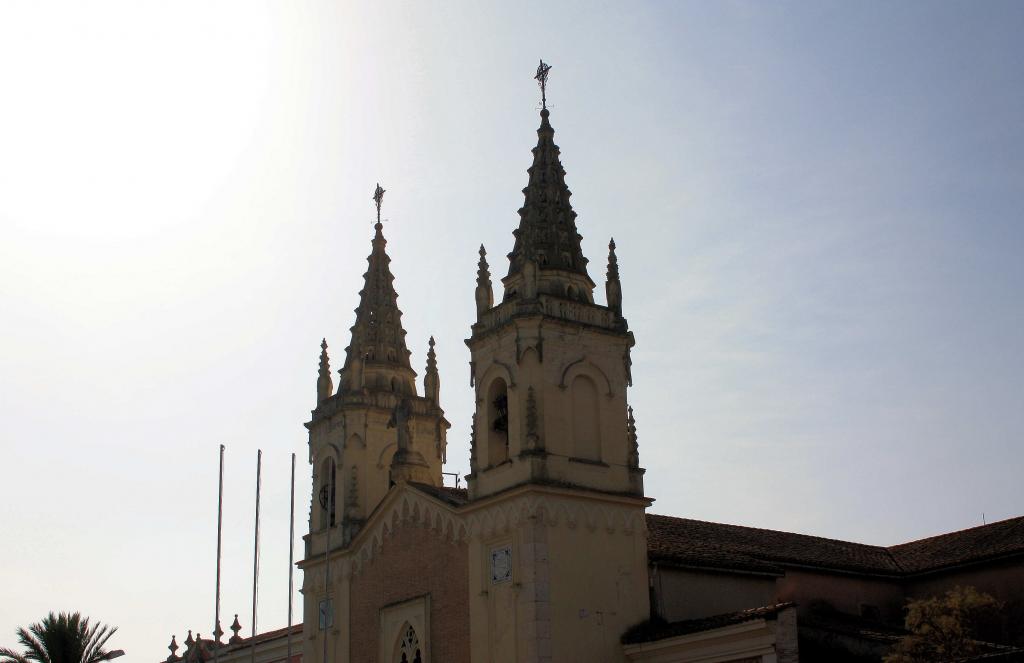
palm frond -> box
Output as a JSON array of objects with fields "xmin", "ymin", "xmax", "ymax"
[
  {"xmin": 3, "ymin": 613, "xmax": 118, "ymax": 663},
  {"xmin": 0, "ymin": 647, "xmax": 33, "ymax": 663},
  {"xmin": 15, "ymin": 625, "xmax": 47, "ymax": 663},
  {"xmin": 81, "ymin": 622, "xmax": 116, "ymax": 663}
]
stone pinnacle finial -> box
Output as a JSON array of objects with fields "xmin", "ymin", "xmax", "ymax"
[
  {"xmin": 469, "ymin": 412, "xmax": 478, "ymax": 473},
  {"xmin": 229, "ymin": 615, "xmax": 243, "ymax": 644},
  {"xmin": 627, "ymin": 405, "xmax": 639, "ymax": 468},
  {"xmin": 607, "ymin": 238, "xmax": 620, "ymax": 280},
  {"xmin": 317, "ymin": 338, "xmax": 334, "ymax": 403},
  {"xmin": 213, "ymin": 618, "xmax": 224, "ymax": 643},
  {"xmin": 167, "ymin": 635, "xmax": 179, "ymax": 662},
  {"xmin": 373, "ymin": 182, "xmax": 386, "ymax": 227},
  {"xmin": 606, "ymin": 237, "xmax": 622, "ymax": 315},
  {"xmin": 424, "ymin": 336, "xmax": 440, "ymax": 403},
  {"xmin": 475, "ymin": 245, "xmax": 494, "ymax": 316},
  {"xmin": 184, "ymin": 631, "xmax": 194, "ymax": 649}
]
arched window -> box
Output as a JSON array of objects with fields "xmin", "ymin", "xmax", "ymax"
[
  {"xmin": 487, "ymin": 378, "xmax": 509, "ymax": 466},
  {"xmin": 571, "ymin": 375, "xmax": 601, "ymax": 461},
  {"xmin": 396, "ymin": 623, "xmax": 421, "ymax": 663},
  {"xmin": 318, "ymin": 457, "xmax": 337, "ymax": 528}
]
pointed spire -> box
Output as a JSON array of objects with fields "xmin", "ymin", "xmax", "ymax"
[
  {"xmin": 606, "ymin": 238, "xmax": 622, "ymax": 315},
  {"xmin": 341, "ymin": 184, "xmax": 414, "ymax": 392},
  {"xmin": 505, "ymin": 97, "xmax": 594, "ymax": 298},
  {"xmin": 317, "ymin": 338, "xmax": 333, "ymax": 403},
  {"xmin": 167, "ymin": 635, "xmax": 179, "ymax": 662},
  {"xmin": 424, "ymin": 336, "xmax": 440, "ymax": 403},
  {"xmin": 475, "ymin": 245, "xmax": 494, "ymax": 315},
  {"xmin": 184, "ymin": 631, "xmax": 194, "ymax": 649}
]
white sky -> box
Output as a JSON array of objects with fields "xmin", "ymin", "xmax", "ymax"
[{"xmin": 2, "ymin": 1, "xmax": 1023, "ymax": 661}]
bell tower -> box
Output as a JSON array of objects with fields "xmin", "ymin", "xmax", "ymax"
[
  {"xmin": 463, "ymin": 63, "xmax": 649, "ymax": 663},
  {"xmin": 465, "ymin": 96, "xmax": 643, "ymax": 502},
  {"xmin": 305, "ymin": 183, "xmax": 449, "ymax": 546}
]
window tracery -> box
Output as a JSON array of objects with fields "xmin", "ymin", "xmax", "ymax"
[{"xmin": 396, "ymin": 623, "xmax": 421, "ymax": 663}]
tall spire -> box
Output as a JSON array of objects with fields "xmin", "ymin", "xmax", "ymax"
[
  {"xmin": 340, "ymin": 184, "xmax": 415, "ymax": 393},
  {"xmin": 505, "ymin": 62, "xmax": 594, "ymax": 299}
]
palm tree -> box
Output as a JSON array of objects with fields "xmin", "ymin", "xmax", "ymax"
[{"xmin": 0, "ymin": 612, "xmax": 120, "ymax": 663}]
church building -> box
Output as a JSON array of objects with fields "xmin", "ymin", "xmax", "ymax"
[{"xmin": 163, "ymin": 69, "xmax": 1024, "ymax": 663}]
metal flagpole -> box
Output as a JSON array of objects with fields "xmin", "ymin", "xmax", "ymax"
[
  {"xmin": 322, "ymin": 460, "xmax": 333, "ymax": 663},
  {"xmin": 251, "ymin": 449, "xmax": 262, "ymax": 663},
  {"xmin": 286, "ymin": 452, "xmax": 295, "ymax": 663},
  {"xmin": 214, "ymin": 444, "xmax": 225, "ymax": 663}
]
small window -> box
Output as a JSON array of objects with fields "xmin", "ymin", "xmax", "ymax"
[
  {"xmin": 318, "ymin": 598, "xmax": 334, "ymax": 630},
  {"xmin": 396, "ymin": 624, "xmax": 421, "ymax": 663}
]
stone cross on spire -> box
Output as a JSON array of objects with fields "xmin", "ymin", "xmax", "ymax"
[
  {"xmin": 535, "ymin": 59, "xmax": 552, "ymax": 110},
  {"xmin": 373, "ymin": 183, "xmax": 386, "ymax": 226}
]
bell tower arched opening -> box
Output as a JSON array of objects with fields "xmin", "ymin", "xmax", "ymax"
[
  {"xmin": 317, "ymin": 456, "xmax": 337, "ymax": 529},
  {"xmin": 487, "ymin": 378, "xmax": 509, "ymax": 467}
]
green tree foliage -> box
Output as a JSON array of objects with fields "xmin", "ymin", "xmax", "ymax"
[
  {"xmin": 0, "ymin": 612, "xmax": 118, "ymax": 663},
  {"xmin": 884, "ymin": 586, "xmax": 1000, "ymax": 663}
]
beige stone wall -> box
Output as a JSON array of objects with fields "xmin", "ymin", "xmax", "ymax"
[{"xmin": 465, "ymin": 489, "xmax": 649, "ymax": 663}]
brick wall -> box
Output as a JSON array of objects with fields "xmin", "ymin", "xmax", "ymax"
[{"xmin": 348, "ymin": 520, "xmax": 470, "ymax": 663}]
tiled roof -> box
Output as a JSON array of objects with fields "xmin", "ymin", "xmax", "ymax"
[
  {"xmin": 622, "ymin": 603, "xmax": 795, "ymax": 644},
  {"xmin": 646, "ymin": 514, "xmax": 901, "ymax": 575},
  {"xmin": 646, "ymin": 514, "xmax": 1024, "ymax": 577},
  {"xmin": 889, "ymin": 516, "xmax": 1024, "ymax": 573}
]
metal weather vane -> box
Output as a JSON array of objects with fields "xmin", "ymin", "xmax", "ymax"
[
  {"xmin": 535, "ymin": 59, "xmax": 552, "ymax": 110},
  {"xmin": 373, "ymin": 183, "xmax": 386, "ymax": 224}
]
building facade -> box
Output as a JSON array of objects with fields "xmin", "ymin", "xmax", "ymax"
[{"xmin": 162, "ymin": 90, "xmax": 1024, "ymax": 663}]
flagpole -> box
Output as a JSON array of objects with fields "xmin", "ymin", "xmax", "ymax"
[
  {"xmin": 286, "ymin": 452, "xmax": 296, "ymax": 663},
  {"xmin": 251, "ymin": 449, "xmax": 262, "ymax": 663},
  {"xmin": 214, "ymin": 444, "xmax": 225, "ymax": 663},
  {"xmin": 322, "ymin": 460, "xmax": 333, "ymax": 663}
]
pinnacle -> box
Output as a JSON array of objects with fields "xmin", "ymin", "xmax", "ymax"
[{"xmin": 607, "ymin": 238, "xmax": 620, "ymax": 281}]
